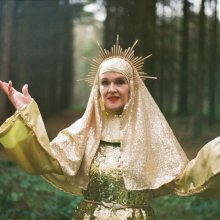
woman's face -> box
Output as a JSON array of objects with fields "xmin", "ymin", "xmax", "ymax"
[{"xmin": 99, "ymin": 71, "xmax": 130, "ymax": 113}]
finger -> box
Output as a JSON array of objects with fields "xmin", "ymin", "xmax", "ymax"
[
  {"xmin": 8, "ymin": 81, "xmax": 19, "ymax": 99},
  {"xmin": 0, "ymin": 80, "xmax": 3, "ymax": 89},
  {"xmin": 0, "ymin": 81, "xmax": 9, "ymax": 94},
  {"xmin": 8, "ymin": 80, "xmax": 12, "ymax": 92},
  {"xmin": 8, "ymin": 81, "xmax": 14, "ymax": 96},
  {"xmin": 22, "ymin": 84, "xmax": 31, "ymax": 101},
  {"xmin": 8, "ymin": 86, "xmax": 14, "ymax": 98}
]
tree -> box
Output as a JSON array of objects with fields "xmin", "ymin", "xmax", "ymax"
[
  {"xmin": 0, "ymin": 0, "xmax": 15, "ymax": 122},
  {"xmin": 178, "ymin": 0, "xmax": 190, "ymax": 116},
  {"xmin": 193, "ymin": 0, "xmax": 206, "ymax": 136},
  {"xmin": 208, "ymin": 0, "xmax": 219, "ymax": 123}
]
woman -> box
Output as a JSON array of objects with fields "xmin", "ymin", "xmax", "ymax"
[{"xmin": 1, "ymin": 36, "xmax": 220, "ymax": 219}]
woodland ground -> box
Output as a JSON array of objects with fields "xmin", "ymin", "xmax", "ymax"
[{"xmin": 0, "ymin": 111, "xmax": 220, "ymax": 220}]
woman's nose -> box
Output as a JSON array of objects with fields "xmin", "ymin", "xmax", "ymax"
[{"xmin": 108, "ymin": 82, "xmax": 116, "ymax": 92}]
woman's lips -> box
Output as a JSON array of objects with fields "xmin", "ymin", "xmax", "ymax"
[{"xmin": 108, "ymin": 97, "xmax": 119, "ymax": 102}]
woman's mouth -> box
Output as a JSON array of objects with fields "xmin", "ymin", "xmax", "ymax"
[{"xmin": 108, "ymin": 96, "xmax": 119, "ymax": 102}]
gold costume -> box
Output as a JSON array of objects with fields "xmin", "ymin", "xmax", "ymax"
[{"xmin": 1, "ymin": 37, "xmax": 220, "ymax": 219}]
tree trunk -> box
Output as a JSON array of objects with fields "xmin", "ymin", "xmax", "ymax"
[
  {"xmin": 60, "ymin": 0, "xmax": 74, "ymax": 109},
  {"xmin": 158, "ymin": 2, "xmax": 166, "ymax": 111},
  {"xmin": 208, "ymin": 0, "xmax": 218, "ymax": 124},
  {"xmin": 193, "ymin": 0, "xmax": 206, "ymax": 137},
  {"xmin": 0, "ymin": 0, "xmax": 15, "ymax": 122},
  {"xmin": 178, "ymin": 0, "xmax": 190, "ymax": 116},
  {"xmin": 12, "ymin": 0, "xmax": 30, "ymax": 89},
  {"xmin": 135, "ymin": 0, "xmax": 156, "ymax": 96}
]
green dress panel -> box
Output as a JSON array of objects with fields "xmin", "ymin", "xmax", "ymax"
[{"xmin": 73, "ymin": 141, "xmax": 155, "ymax": 220}]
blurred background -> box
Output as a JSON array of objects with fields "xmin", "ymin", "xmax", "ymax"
[{"xmin": 0, "ymin": 0, "xmax": 220, "ymax": 219}]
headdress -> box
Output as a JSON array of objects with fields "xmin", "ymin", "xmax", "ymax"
[
  {"xmin": 98, "ymin": 57, "xmax": 133, "ymax": 82},
  {"xmin": 46, "ymin": 36, "xmax": 188, "ymax": 193},
  {"xmin": 80, "ymin": 35, "xmax": 156, "ymax": 85}
]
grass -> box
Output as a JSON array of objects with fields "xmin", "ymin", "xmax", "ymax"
[
  {"xmin": 0, "ymin": 157, "xmax": 82, "ymax": 220},
  {"xmin": 152, "ymin": 194, "xmax": 220, "ymax": 220}
]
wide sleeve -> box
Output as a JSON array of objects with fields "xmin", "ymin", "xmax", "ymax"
[
  {"xmin": 0, "ymin": 99, "xmax": 62, "ymax": 175},
  {"xmin": 172, "ymin": 137, "xmax": 220, "ymax": 198},
  {"xmin": 0, "ymin": 99, "xmax": 82, "ymax": 196}
]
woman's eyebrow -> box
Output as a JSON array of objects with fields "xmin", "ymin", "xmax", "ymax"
[
  {"xmin": 114, "ymin": 77, "xmax": 127, "ymax": 81},
  {"xmin": 113, "ymin": 76, "xmax": 126, "ymax": 80},
  {"xmin": 100, "ymin": 76, "xmax": 127, "ymax": 81}
]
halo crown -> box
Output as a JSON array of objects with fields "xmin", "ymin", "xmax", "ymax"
[{"xmin": 81, "ymin": 35, "xmax": 155, "ymax": 85}]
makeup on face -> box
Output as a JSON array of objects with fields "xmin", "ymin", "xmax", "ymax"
[{"xmin": 99, "ymin": 72, "xmax": 130, "ymax": 113}]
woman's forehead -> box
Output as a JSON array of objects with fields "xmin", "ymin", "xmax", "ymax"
[{"xmin": 100, "ymin": 71, "xmax": 125, "ymax": 79}]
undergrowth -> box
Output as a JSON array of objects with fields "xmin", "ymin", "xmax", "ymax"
[{"xmin": 1, "ymin": 157, "xmax": 220, "ymax": 220}]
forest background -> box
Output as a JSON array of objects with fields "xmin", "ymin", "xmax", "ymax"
[{"xmin": 0, "ymin": 0, "xmax": 220, "ymax": 219}]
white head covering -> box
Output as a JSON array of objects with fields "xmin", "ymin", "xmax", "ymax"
[{"xmin": 98, "ymin": 57, "xmax": 133, "ymax": 82}]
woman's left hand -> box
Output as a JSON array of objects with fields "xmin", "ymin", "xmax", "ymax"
[{"xmin": 0, "ymin": 80, "xmax": 32, "ymax": 110}]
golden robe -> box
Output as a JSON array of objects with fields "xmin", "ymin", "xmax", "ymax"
[{"xmin": 1, "ymin": 100, "xmax": 220, "ymax": 220}]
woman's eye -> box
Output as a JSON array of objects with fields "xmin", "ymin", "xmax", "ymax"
[
  {"xmin": 101, "ymin": 80, "xmax": 109, "ymax": 86},
  {"xmin": 116, "ymin": 79, "xmax": 126, "ymax": 85}
]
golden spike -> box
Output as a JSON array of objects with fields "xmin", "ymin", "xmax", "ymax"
[
  {"xmin": 96, "ymin": 41, "xmax": 107, "ymax": 59},
  {"xmin": 127, "ymin": 51, "xmax": 135, "ymax": 60},
  {"xmin": 140, "ymin": 76, "xmax": 157, "ymax": 80},
  {"xmin": 77, "ymin": 78, "xmax": 87, "ymax": 82},
  {"xmin": 115, "ymin": 35, "xmax": 120, "ymax": 55},
  {"xmin": 115, "ymin": 44, "xmax": 119, "ymax": 56},
  {"xmin": 99, "ymin": 51, "xmax": 106, "ymax": 60},
  {"xmin": 114, "ymin": 44, "xmax": 117, "ymax": 56},
  {"xmin": 130, "ymin": 39, "xmax": 138, "ymax": 52},
  {"xmin": 133, "ymin": 59, "xmax": 145, "ymax": 66},
  {"xmin": 136, "ymin": 63, "xmax": 145, "ymax": 68},
  {"xmin": 132, "ymin": 56, "xmax": 142, "ymax": 63},
  {"xmin": 104, "ymin": 49, "xmax": 109, "ymax": 57},
  {"xmin": 114, "ymin": 47, "xmax": 118, "ymax": 56},
  {"xmin": 77, "ymin": 76, "xmax": 93, "ymax": 83},
  {"xmin": 142, "ymin": 54, "xmax": 152, "ymax": 60},
  {"xmin": 123, "ymin": 48, "xmax": 128, "ymax": 56},
  {"xmin": 123, "ymin": 47, "xmax": 131, "ymax": 58},
  {"xmin": 118, "ymin": 47, "xmax": 123, "ymax": 56},
  {"xmin": 96, "ymin": 41, "xmax": 105, "ymax": 54},
  {"xmin": 81, "ymin": 56, "xmax": 94, "ymax": 63},
  {"xmin": 124, "ymin": 40, "xmax": 138, "ymax": 58},
  {"xmin": 107, "ymin": 50, "xmax": 111, "ymax": 57},
  {"xmin": 90, "ymin": 60, "xmax": 100, "ymax": 65},
  {"xmin": 135, "ymin": 62, "xmax": 145, "ymax": 68},
  {"xmin": 116, "ymin": 34, "xmax": 119, "ymax": 48},
  {"xmin": 112, "ymin": 44, "xmax": 115, "ymax": 56}
]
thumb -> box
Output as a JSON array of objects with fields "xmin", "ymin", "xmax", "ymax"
[{"xmin": 22, "ymin": 84, "xmax": 31, "ymax": 98}]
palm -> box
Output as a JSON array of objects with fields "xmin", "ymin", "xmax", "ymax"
[{"xmin": 0, "ymin": 81, "xmax": 31, "ymax": 110}]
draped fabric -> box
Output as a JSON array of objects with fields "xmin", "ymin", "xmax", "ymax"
[
  {"xmin": 0, "ymin": 72, "xmax": 188, "ymax": 191},
  {"xmin": 1, "ymin": 98, "xmax": 220, "ymax": 202}
]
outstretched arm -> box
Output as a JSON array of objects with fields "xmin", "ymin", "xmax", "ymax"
[
  {"xmin": 0, "ymin": 80, "xmax": 31, "ymax": 109},
  {"xmin": 0, "ymin": 80, "xmax": 60, "ymax": 174},
  {"xmin": 172, "ymin": 137, "xmax": 220, "ymax": 198},
  {"xmin": 0, "ymin": 82, "xmax": 83, "ymax": 196}
]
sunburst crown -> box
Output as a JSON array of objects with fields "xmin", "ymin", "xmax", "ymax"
[{"xmin": 81, "ymin": 35, "xmax": 155, "ymax": 85}]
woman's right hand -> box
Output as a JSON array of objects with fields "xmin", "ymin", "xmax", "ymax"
[{"xmin": 0, "ymin": 80, "xmax": 32, "ymax": 110}]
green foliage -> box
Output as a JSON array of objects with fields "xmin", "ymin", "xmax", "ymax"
[
  {"xmin": 152, "ymin": 194, "xmax": 220, "ymax": 220},
  {"xmin": 1, "ymin": 157, "xmax": 220, "ymax": 219},
  {"xmin": 0, "ymin": 157, "xmax": 82, "ymax": 220}
]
